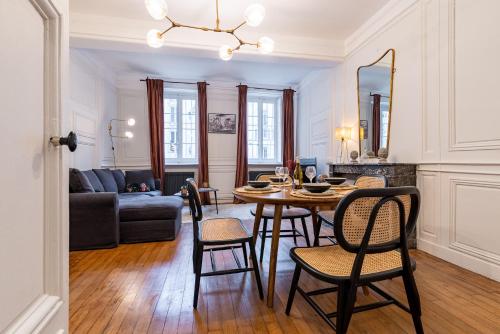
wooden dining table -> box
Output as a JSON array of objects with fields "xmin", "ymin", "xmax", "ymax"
[{"xmin": 233, "ymin": 185, "xmax": 351, "ymax": 307}]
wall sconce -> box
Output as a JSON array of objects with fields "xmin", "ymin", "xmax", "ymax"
[
  {"xmin": 335, "ymin": 127, "xmax": 352, "ymax": 163},
  {"xmin": 108, "ymin": 118, "xmax": 135, "ymax": 168}
]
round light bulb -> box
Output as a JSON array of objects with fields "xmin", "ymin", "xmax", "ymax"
[
  {"xmin": 125, "ymin": 131, "xmax": 134, "ymax": 139},
  {"xmin": 127, "ymin": 118, "xmax": 136, "ymax": 126},
  {"xmin": 146, "ymin": 29, "xmax": 164, "ymax": 48},
  {"xmin": 244, "ymin": 4, "xmax": 266, "ymax": 27},
  {"xmin": 145, "ymin": 0, "xmax": 168, "ymax": 20},
  {"xmin": 219, "ymin": 45, "xmax": 233, "ymax": 61},
  {"xmin": 258, "ymin": 36, "xmax": 274, "ymax": 54}
]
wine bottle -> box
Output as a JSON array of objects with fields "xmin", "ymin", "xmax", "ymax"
[{"xmin": 293, "ymin": 157, "xmax": 303, "ymax": 189}]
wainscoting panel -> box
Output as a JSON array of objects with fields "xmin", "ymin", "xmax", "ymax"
[{"xmin": 416, "ymin": 171, "xmax": 438, "ymax": 243}]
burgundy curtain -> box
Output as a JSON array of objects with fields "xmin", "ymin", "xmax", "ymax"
[
  {"xmin": 146, "ymin": 79, "xmax": 165, "ymax": 193},
  {"xmin": 197, "ymin": 82, "xmax": 211, "ymax": 204},
  {"xmin": 282, "ymin": 89, "xmax": 295, "ymax": 165},
  {"xmin": 372, "ymin": 94, "xmax": 381, "ymax": 154},
  {"xmin": 234, "ymin": 85, "xmax": 248, "ymax": 203}
]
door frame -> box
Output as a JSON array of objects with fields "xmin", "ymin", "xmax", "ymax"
[{"xmin": 4, "ymin": 0, "xmax": 68, "ymax": 332}]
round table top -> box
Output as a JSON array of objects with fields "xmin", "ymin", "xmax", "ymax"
[{"xmin": 233, "ymin": 186, "xmax": 348, "ymax": 206}]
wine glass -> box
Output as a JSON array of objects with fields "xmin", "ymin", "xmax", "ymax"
[
  {"xmin": 282, "ymin": 167, "xmax": 289, "ymax": 183},
  {"xmin": 305, "ymin": 166, "xmax": 316, "ymax": 183},
  {"xmin": 275, "ymin": 166, "xmax": 283, "ymax": 183}
]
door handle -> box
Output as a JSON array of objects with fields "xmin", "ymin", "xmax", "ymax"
[{"xmin": 50, "ymin": 131, "xmax": 78, "ymax": 152}]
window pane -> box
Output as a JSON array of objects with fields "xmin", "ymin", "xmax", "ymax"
[
  {"xmin": 247, "ymin": 101, "xmax": 259, "ymax": 160},
  {"xmin": 262, "ymin": 102, "xmax": 275, "ymax": 160},
  {"xmin": 182, "ymin": 99, "xmax": 196, "ymax": 159},
  {"xmin": 164, "ymin": 98, "xmax": 178, "ymax": 159}
]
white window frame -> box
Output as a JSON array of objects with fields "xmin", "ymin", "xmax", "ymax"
[
  {"xmin": 164, "ymin": 90, "xmax": 199, "ymax": 165},
  {"xmin": 247, "ymin": 94, "xmax": 282, "ymax": 164}
]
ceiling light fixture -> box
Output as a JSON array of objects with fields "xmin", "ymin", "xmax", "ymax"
[{"xmin": 145, "ymin": 0, "xmax": 274, "ymax": 60}]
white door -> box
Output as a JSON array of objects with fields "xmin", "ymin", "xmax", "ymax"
[{"xmin": 0, "ymin": 0, "xmax": 69, "ymax": 333}]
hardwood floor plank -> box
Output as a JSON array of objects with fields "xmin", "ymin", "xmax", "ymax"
[{"xmin": 70, "ymin": 218, "xmax": 500, "ymax": 334}]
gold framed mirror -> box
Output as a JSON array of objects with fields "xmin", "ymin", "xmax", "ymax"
[{"xmin": 357, "ymin": 49, "xmax": 395, "ymax": 158}]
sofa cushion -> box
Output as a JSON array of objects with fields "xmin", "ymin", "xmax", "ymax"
[
  {"xmin": 119, "ymin": 196, "xmax": 183, "ymax": 221},
  {"xmin": 82, "ymin": 170, "xmax": 105, "ymax": 192},
  {"xmin": 111, "ymin": 169, "xmax": 126, "ymax": 193},
  {"xmin": 125, "ymin": 170, "xmax": 156, "ymax": 191},
  {"xmin": 69, "ymin": 168, "xmax": 94, "ymax": 193},
  {"xmin": 93, "ymin": 169, "xmax": 118, "ymax": 193},
  {"xmin": 118, "ymin": 190, "xmax": 162, "ymax": 199}
]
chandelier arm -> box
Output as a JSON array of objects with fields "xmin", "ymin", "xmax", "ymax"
[
  {"xmin": 159, "ymin": 25, "xmax": 176, "ymax": 37},
  {"xmin": 230, "ymin": 21, "xmax": 247, "ymax": 33}
]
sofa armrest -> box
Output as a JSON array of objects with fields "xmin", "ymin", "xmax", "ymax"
[{"xmin": 69, "ymin": 192, "xmax": 119, "ymax": 250}]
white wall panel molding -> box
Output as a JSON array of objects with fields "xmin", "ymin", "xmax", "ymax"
[
  {"xmin": 448, "ymin": 177, "xmax": 500, "ymax": 266},
  {"xmin": 447, "ymin": 0, "xmax": 500, "ymax": 153},
  {"xmin": 418, "ymin": 163, "xmax": 500, "ymax": 176},
  {"xmin": 416, "ymin": 171, "xmax": 439, "ymax": 243}
]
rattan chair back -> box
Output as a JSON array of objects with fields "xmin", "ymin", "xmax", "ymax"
[
  {"xmin": 355, "ymin": 175, "xmax": 388, "ymax": 188},
  {"xmin": 333, "ymin": 187, "xmax": 420, "ymax": 254},
  {"xmin": 186, "ymin": 178, "xmax": 203, "ymax": 224}
]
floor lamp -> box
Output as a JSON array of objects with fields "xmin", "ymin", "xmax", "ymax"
[{"xmin": 108, "ymin": 118, "xmax": 135, "ymax": 169}]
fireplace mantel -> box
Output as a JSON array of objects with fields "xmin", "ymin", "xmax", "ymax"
[{"xmin": 328, "ymin": 163, "xmax": 417, "ymax": 187}]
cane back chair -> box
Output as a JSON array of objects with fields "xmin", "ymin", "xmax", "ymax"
[
  {"xmin": 250, "ymin": 173, "xmax": 312, "ymax": 262},
  {"xmin": 316, "ymin": 175, "xmax": 388, "ymax": 245},
  {"xmin": 286, "ymin": 187, "xmax": 423, "ymax": 333},
  {"xmin": 186, "ymin": 178, "xmax": 263, "ymax": 308}
]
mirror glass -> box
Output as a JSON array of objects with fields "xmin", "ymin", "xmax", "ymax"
[{"xmin": 357, "ymin": 49, "xmax": 395, "ymax": 158}]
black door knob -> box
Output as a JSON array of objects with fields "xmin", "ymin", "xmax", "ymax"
[{"xmin": 50, "ymin": 131, "xmax": 78, "ymax": 152}]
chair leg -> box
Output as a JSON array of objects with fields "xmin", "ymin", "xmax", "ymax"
[
  {"xmin": 214, "ymin": 191, "xmax": 218, "ymax": 214},
  {"xmin": 192, "ymin": 239, "xmax": 197, "ymax": 273},
  {"xmin": 285, "ymin": 264, "xmax": 301, "ymax": 315},
  {"xmin": 241, "ymin": 242, "xmax": 248, "ymax": 268},
  {"xmin": 291, "ymin": 218, "xmax": 297, "ymax": 245},
  {"xmin": 301, "ymin": 217, "xmax": 311, "ymax": 247},
  {"xmin": 193, "ymin": 243, "xmax": 204, "ymax": 308},
  {"xmin": 402, "ymin": 270, "xmax": 424, "ymax": 334},
  {"xmin": 249, "ymin": 239, "xmax": 264, "ymax": 299},
  {"xmin": 341, "ymin": 283, "xmax": 357, "ymax": 333},
  {"xmin": 260, "ymin": 218, "xmax": 268, "ymax": 263},
  {"xmin": 336, "ymin": 282, "xmax": 348, "ymax": 334}
]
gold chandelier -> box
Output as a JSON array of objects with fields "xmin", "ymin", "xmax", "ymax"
[{"xmin": 145, "ymin": 0, "xmax": 274, "ymax": 61}]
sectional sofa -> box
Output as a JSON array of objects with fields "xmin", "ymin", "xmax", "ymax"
[{"xmin": 69, "ymin": 168, "xmax": 183, "ymax": 251}]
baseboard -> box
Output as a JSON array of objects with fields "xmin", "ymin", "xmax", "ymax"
[{"xmin": 418, "ymin": 238, "xmax": 500, "ymax": 282}]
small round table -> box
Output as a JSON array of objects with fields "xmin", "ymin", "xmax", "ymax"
[{"xmin": 233, "ymin": 186, "xmax": 348, "ymax": 307}]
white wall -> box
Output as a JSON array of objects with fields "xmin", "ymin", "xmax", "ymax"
[
  {"xmin": 69, "ymin": 49, "xmax": 117, "ymax": 169},
  {"xmin": 114, "ymin": 76, "xmax": 290, "ymax": 201},
  {"xmin": 297, "ymin": 0, "xmax": 500, "ymax": 281}
]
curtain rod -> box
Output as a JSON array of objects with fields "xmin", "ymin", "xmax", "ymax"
[
  {"xmin": 140, "ymin": 79, "xmax": 210, "ymax": 85},
  {"xmin": 237, "ymin": 84, "xmax": 295, "ymax": 93},
  {"xmin": 370, "ymin": 92, "xmax": 390, "ymax": 98}
]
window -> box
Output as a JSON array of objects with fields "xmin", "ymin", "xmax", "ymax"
[
  {"xmin": 247, "ymin": 95, "xmax": 282, "ymax": 164},
  {"xmin": 380, "ymin": 100, "xmax": 390, "ymax": 148},
  {"xmin": 164, "ymin": 92, "xmax": 198, "ymax": 164}
]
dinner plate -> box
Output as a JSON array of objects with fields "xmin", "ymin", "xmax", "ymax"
[{"xmin": 298, "ymin": 189, "xmax": 336, "ymax": 197}]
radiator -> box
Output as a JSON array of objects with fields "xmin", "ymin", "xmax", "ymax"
[{"xmin": 164, "ymin": 171, "xmax": 195, "ymax": 195}]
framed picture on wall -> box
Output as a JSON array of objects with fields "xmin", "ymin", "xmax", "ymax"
[{"xmin": 208, "ymin": 113, "xmax": 236, "ymax": 134}]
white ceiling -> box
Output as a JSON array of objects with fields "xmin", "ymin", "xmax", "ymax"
[
  {"xmin": 79, "ymin": 48, "xmax": 333, "ymax": 86},
  {"xmin": 70, "ymin": 0, "xmax": 391, "ymax": 40}
]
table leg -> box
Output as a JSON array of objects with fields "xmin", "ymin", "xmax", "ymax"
[
  {"xmin": 214, "ymin": 191, "xmax": 219, "ymax": 214},
  {"xmin": 267, "ymin": 204, "xmax": 283, "ymax": 307},
  {"xmin": 311, "ymin": 207, "xmax": 321, "ymax": 247},
  {"xmin": 252, "ymin": 203, "xmax": 264, "ymax": 245}
]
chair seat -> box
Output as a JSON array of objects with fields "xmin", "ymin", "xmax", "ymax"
[
  {"xmin": 318, "ymin": 210, "xmax": 335, "ymax": 225},
  {"xmin": 291, "ymin": 245, "xmax": 410, "ymax": 279},
  {"xmin": 250, "ymin": 206, "xmax": 311, "ymax": 218},
  {"xmin": 200, "ymin": 218, "xmax": 249, "ymax": 242}
]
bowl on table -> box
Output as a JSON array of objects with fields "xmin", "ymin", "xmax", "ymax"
[
  {"xmin": 302, "ymin": 183, "xmax": 331, "ymax": 193},
  {"xmin": 269, "ymin": 176, "xmax": 286, "ymax": 183},
  {"xmin": 247, "ymin": 181, "xmax": 271, "ymax": 188},
  {"xmin": 324, "ymin": 177, "xmax": 347, "ymax": 185}
]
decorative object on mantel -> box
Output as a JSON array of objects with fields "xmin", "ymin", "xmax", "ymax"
[
  {"xmin": 335, "ymin": 127, "xmax": 352, "ymax": 163},
  {"xmin": 366, "ymin": 150, "xmax": 376, "ymax": 158},
  {"xmin": 378, "ymin": 147, "xmax": 388, "ymax": 163},
  {"xmin": 108, "ymin": 118, "xmax": 136, "ymax": 168},
  {"xmin": 145, "ymin": 0, "xmax": 274, "ymax": 61},
  {"xmin": 350, "ymin": 150, "xmax": 359, "ymax": 163}
]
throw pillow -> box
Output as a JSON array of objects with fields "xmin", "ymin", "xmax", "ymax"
[
  {"xmin": 125, "ymin": 170, "xmax": 156, "ymax": 191},
  {"xmin": 126, "ymin": 182, "xmax": 150, "ymax": 193},
  {"xmin": 93, "ymin": 169, "xmax": 118, "ymax": 193},
  {"xmin": 111, "ymin": 169, "xmax": 126, "ymax": 193},
  {"xmin": 82, "ymin": 170, "xmax": 105, "ymax": 192},
  {"xmin": 69, "ymin": 168, "xmax": 94, "ymax": 193}
]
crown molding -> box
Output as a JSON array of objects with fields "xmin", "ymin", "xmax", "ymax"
[
  {"xmin": 69, "ymin": 12, "xmax": 344, "ymax": 62},
  {"xmin": 344, "ymin": 0, "xmax": 419, "ymax": 56}
]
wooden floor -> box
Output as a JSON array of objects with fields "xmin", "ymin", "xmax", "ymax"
[{"xmin": 70, "ymin": 219, "xmax": 500, "ymax": 333}]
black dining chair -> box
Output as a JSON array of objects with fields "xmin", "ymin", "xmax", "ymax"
[
  {"xmin": 186, "ymin": 178, "xmax": 263, "ymax": 308},
  {"xmin": 286, "ymin": 186, "xmax": 423, "ymax": 333},
  {"xmin": 316, "ymin": 175, "xmax": 388, "ymax": 245},
  {"xmin": 250, "ymin": 173, "xmax": 311, "ymax": 262}
]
